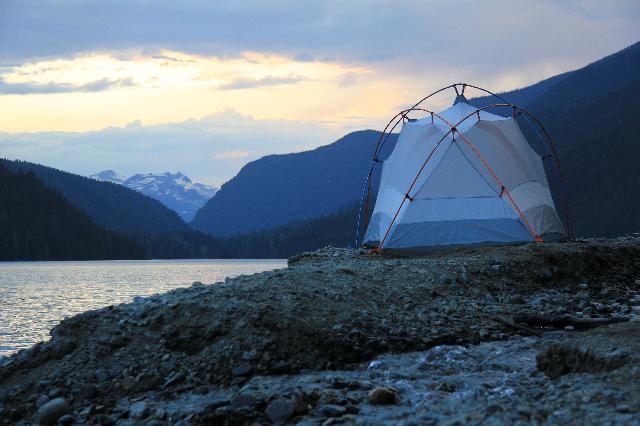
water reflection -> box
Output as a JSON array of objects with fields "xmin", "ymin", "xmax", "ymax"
[{"xmin": 0, "ymin": 259, "xmax": 285, "ymax": 356}]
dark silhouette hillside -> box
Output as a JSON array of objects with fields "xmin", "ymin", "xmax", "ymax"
[
  {"xmin": 0, "ymin": 163, "xmax": 142, "ymax": 260},
  {"xmin": 3, "ymin": 41, "xmax": 638, "ymax": 259},
  {"xmin": 191, "ymin": 130, "xmax": 397, "ymax": 237},
  {"xmin": 543, "ymin": 80, "xmax": 640, "ymax": 237},
  {"xmin": 193, "ymin": 42, "xmax": 640, "ymax": 242},
  {"xmin": 192, "ymin": 41, "xmax": 640, "ymax": 253},
  {"xmin": 471, "ymin": 41, "xmax": 640, "ymax": 114},
  {"xmin": 1, "ymin": 159, "xmax": 186, "ymax": 234}
]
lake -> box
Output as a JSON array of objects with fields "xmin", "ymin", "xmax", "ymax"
[{"xmin": 0, "ymin": 259, "xmax": 286, "ymax": 357}]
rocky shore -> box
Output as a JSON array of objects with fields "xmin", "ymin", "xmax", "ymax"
[{"xmin": 1, "ymin": 236, "xmax": 640, "ymax": 425}]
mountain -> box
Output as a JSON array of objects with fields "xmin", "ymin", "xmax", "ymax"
[
  {"xmin": 195, "ymin": 41, "xmax": 640, "ymax": 246},
  {"xmin": 218, "ymin": 203, "xmax": 359, "ymax": 258},
  {"xmin": 0, "ymin": 159, "xmax": 236, "ymax": 259},
  {"xmin": 191, "ymin": 130, "xmax": 397, "ymax": 237},
  {"xmin": 470, "ymin": 41, "xmax": 640, "ymax": 115},
  {"xmin": 91, "ymin": 171, "xmax": 217, "ymax": 221},
  {"xmin": 1, "ymin": 159, "xmax": 186, "ymax": 234},
  {"xmin": 2, "ymin": 41, "xmax": 636, "ymax": 259},
  {"xmin": 122, "ymin": 172, "xmax": 216, "ymax": 222},
  {"xmin": 533, "ymin": 78, "xmax": 640, "ymax": 237},
  {"xmin": 0, "ymin": 163, "xmax": 142, "ymax": 260},
  {"xmin": 136, "ymin": 203, "xmax": 360, "ymax": 259},
  {"xmin": 91, "ymin": 169, "xmax": 126, "ymax": 184},
  {"xmin": 471, "ymin": 41, "xmax": 640, "ymax": 237}
]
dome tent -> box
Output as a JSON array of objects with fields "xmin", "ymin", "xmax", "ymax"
[{"xmin": 359, "ymin": 84, "xmax": 569, "ymax": 252}]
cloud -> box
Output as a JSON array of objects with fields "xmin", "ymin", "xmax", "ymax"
[
  {"xmin": 0, "ymin": 1, "xmax": 638, "ymax": 79},
  {"xmin": 0, "ymin": 110, "xmax": 340, "ymax": 186},
  {"xmin": 0, "ymin": 77, "xmax": 134, "ymax": 95},
  {"xmin": 0, "ymin": 1, "xmax": 638, "ymax": 187},
  {"xmin": 218, "ymin": 75, "xmax": 305, "ymax": 90},
  {"xmin": 213, "ymin": 150, "xmax": 252, "ymax": 160},
  {"xmin": 338, "ymin": 73, "xmax": 361, "ymax": 88}
]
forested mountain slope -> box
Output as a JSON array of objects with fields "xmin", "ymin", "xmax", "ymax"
[
  {"xmin": 471, "ymin": 41, "xmax": 640, "ymax": 114},
  {"xmin": 543, "ymin": 80, "xmax": 640, "ymax": 237},
  {"xmin": 207, "ymin": 40, "xmax": 640, "ymax": 253},
  {"xmin": 0, "ymin": 163, "xmax": 142, "ymax": 260},
  {"xmin": 1, "ymin": 159, "xmax": 186, "ymax": 234},
  {"xmin": 191, "ymin": 130, "xmax": 396, "ymax": 237}
]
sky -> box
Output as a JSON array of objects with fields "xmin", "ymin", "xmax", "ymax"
[{"xmin": 0, "ymin": 1, "xmax": 639, "ymax": 186}]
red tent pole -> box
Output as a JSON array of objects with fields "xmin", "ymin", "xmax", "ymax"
[{"xmin": 375, "ymin": 107, "xmax": 547, "ymax": 251}]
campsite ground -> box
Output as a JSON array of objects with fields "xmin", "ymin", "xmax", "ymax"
[{"xmin": 1, "ymin": 237, "xmax": 640, "ymax": 425}]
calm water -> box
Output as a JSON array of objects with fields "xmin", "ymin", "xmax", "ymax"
[{"xmin": 0, "ymin": 259, "xmax": 285, "ymax": 357}]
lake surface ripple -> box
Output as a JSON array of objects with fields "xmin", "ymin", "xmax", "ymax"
[{"xmin": 0, "ymin": 259, "xmax": 285, "ymax": 356}]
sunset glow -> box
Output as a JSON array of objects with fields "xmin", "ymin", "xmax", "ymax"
[{"xmin": 1, "ymin": 1, "xmax": 638, "ymax": 184}]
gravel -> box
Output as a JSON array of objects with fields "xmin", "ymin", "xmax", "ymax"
[{"xmin": 1, "ymin": 236, "xmax": 639, "ymax": 424}]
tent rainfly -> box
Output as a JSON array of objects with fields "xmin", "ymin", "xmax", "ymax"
[{"xmin": 360, "ymin": 83, "xmax": 569, "ymax": 252}]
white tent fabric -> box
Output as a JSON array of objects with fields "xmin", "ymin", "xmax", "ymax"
[{"xmin": 363, "ymin": 100, "xmax": 566, "ymax": 251}]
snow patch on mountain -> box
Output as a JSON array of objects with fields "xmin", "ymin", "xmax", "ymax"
[
  {"xmin": 90, "ymin": 170, "xmax": 127, "ymax": 184},
  {"xmin": 90, "ymin": 171, "xmax": 217, "ymax": 221}
]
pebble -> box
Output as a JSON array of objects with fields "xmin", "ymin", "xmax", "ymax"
[
  {"xmin": 130, "ymin": 401, "xmax": 150, "ymax": 419},
  {"xmin": 36, "ymin": 394, "xmax": 50, "ymax": 407},
  {"xmin": 95, "ymin": 368, "xmax": 109, "ymax": 382},
  {"xmin": 318, "ymin": 404, "xmax": 347, "ymax": 418},
  {"xmin": 232, "ymin": 364, "xmax": 252, "ymax": 377},
  {"xmin": 265, "ymin": 399, "xmax": 296, "ymax": 422},
  {"xmin": 162, "ymin": 372, "xmax": 185, "ymax": 389},
  {"xmin": 37, "ymin": 397, "xmax": 70, "ymax": 425},
  {"xmin": 242, "ymin": 350, "xmax": 258, "ymax": 361},
  {"xmin": 58, "ymin": 414, "xmax": 74, "ymax": 425},
  {"xmin": 231, "ymin": 393, "xmax": 257, "ymax": 408},
  {"xmin": 368, "ymin": 386, "xmax": 398, "ymax": 405},
  {"xmin": 48, "ymin": 387, "xmax": 63, "ymax": 398}
]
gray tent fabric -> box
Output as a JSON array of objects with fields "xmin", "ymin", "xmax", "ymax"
[{"xmin": 363, "ymin": 99, "xmax": 566, "ymax": 250}]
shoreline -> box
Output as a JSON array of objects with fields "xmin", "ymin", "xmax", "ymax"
[
  {"xmin": 0, "ymin": 260, "xmax": 286, "ymax": 359},
  {"xmin": 1, "ymin": 237, "xmax": 639, "ymax": 424}
]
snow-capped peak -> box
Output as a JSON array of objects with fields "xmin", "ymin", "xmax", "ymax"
[
  {"xmin": 90, "ymin": 170, "xmax": 126, "ymax": 184},
  {"xmin": 89, "ymin": 170, "xmax": 218, "ymax": 221}
]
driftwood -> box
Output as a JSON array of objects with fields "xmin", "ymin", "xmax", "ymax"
[
  {"xmin": 486, "ymin": 314, "xmax": 543, "ymax": 336},
  {"xmin": 484, "ymin": 312, "xmax": 629, "ymax": 337},
  {"xmin": 512, "ymin": 314, "xmax": 629, "ymax": 330}
]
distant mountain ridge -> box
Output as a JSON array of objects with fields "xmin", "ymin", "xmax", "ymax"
[
  {"xmin": 0, "ymin": 158, "xmax": 234, "ymax": 259},
  {"xmin": 91, "ymin": 170, "xmax": 126, "ymax": 184},
  {"xmin": 91, "ymin": 171, "xmax": 217, "ymax": 221},
  {"xmin": 1, "ymin": 159, "xmax": 186, "ymax": 234},
  {"xmin": 470, "ymin": 41, "xmax": 640, "ymax": 237},
  {"xmin": 193, "ymin": 40, "xmax": 640, "ymax": 243},
  {"xmin": 190, "ymin": 130, "xmax": 397, "ymax": 237},
  {"xmin": 470, "ymin": 41, "xmax": 640, "ymax": 114},
  {"xmin": 2, "ymin": 41, "xmax": 638, "ymax": 259}
]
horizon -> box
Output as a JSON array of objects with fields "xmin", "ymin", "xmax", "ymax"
[{"xmin": 1, "ymin": 1, "xmax": 639, "ymax": 186}]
